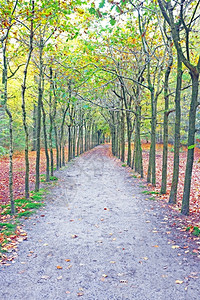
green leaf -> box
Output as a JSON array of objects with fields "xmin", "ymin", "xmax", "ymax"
[
  {"xmin": 110, "ymin": 17, "xmax": 116, "ymax": 26},
  {"xmin": 99, "ymin": 0, "xmax": 105, "ymax": 8},
  {"xmin": 188, "ymin": 144, "xmax": 196, "ymax": 149},
  {"xmin": 89, "ymin": 7, "xmax": 96, "ymax": 15}
]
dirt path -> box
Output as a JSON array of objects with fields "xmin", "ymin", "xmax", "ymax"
[{"xmin": 0, "ymin": 145, "xmax": 200, "ymax": 300}]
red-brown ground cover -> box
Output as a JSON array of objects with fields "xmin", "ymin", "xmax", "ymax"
[
  {"xmin": 137, "ymin": 143, "xmax": 200, "ymax": 227},
  {"xmin": 0, "ymin": 149, "xmax": 57, "ymax": 205}
]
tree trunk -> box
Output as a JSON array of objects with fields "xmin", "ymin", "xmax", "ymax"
[
  {"xmin": 77, "ymin": 126, "xmax": 80, "ymax": 156},
  {"xmin": 2, "ymin": 37, "xmax": 15, "ymax": 214},
  {"xmin": 80, "ymin": 124, "xmax": 83, "ymax": 154},
  {"xmin": 32, "ymin": 104, "xmax": 37, "ymax": 151},
  {"xmin": 73, "ymin": 126, "xmax": 76, "ymax": 158},
  {"xmin": 161, "ymin": 52, "xmax": 173, "ymax": 194},
  {"xmin": 147, "ymin": 88, "xmax": 156, "ymax": 186},
  {"xmin": 5, "ymin": 108, "xmax": 15, "ymax": 214},
  {"xmin": 169, "ymin": 54, "xmax": 182, "ymax": 203},
  {"xmin": 181, "ymin": 72, "xmax": 199, "ymax": 215},
  {"xmin": 68, "ymin": 125, "xmax": 71, "ymax": 161},
  {"xmin": 21, "ymin": 7, "xmax": 34, "ymax": 197},
  {"xmin": 120, "ymin": 110, "xmax": 125, "ymax": 162},
  {"xmin": 35, "ymin": 39, "xmax": 44, "ymax": 192},
  {"xmin": 84, "ymin": 122, "xmax": 87, "ymax": 152},
  {"xmin": 133, "ymin": 105, "xmax": 143, "ymax": 177},
  {"xmin": 54, "ymin": 124, "xmax": 59, "ymax": 170},
  {"xmin": 41, "ymin": 102, "xmax": 50, "ymax": 182}
]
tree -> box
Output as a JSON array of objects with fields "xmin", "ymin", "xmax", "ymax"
[{"xmin": 158, "ymin": 0, "xmax": 200, "ymax": 214}]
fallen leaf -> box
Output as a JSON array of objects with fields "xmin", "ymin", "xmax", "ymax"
[
  {"xmin": 172, "ymin": 245, "xmax": 179, "ymax": 249},
  {"xmin": 102, "ymin": 274, "xmax": 108, "ymax": 278},
  {"xmin": 65, "ymin": 259, "xmax": 71, "ymax": 262},
  {"xmin": 110, "ymin": 261, "xmax": 116, "ymax": 264},
  {"xmin": 192, "ymin": 249, "xmax": 199, "ymax": 254},
  {"xmin": 71, "ymin": 235, "xmax": 78, "ymax": 239},
  {"xmin": 67, "ymin": 264, "xmax": 72, "ymax": 269},
  {"xmin": 77, "ymin": 292, "xmax": 84, "ymax": 296},
  {"xmin": 57, "ymin": 265, "xmax": 63, "ymax": 269},
  {"xmin": 41, "ymin": 275, "xmax": 50, "ymax": 280},
  {"xmin": 175, "ymin": 280, "xmax": 183, "ymax": 284},
  {"xmin": 57, "ymin": 276, "xmax": 62, "ymax": 280},
  {"xmin": 142, "ymin": 257, "xmax": 148, "ymax": 260},
  {"xmin": 120, "ymin": 279, "xmax": 128, "ymax": 283},
  {"xmin": 153, "ymin": 245, "xmax": 159, "ymax": 248}
]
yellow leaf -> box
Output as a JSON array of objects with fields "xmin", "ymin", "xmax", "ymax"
[
  {"xmin": 172, "ymin": 245, "xmax": 179, "ymax": 249},
  {"xmin": 175, "ymin": 280, "xmax": 183, "ymax": 284},
  {"xmin": 67, "ymin": 265, "xmax": 72, "ymax": 269}
]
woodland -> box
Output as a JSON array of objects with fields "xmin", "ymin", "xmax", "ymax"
[{"xmin": 0, "ymin": 0, "xmax": 200, "ymax": 255}]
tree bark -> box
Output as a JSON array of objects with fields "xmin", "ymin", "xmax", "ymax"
[
  {"xmin": 41, "ymin": 101, "xmax": 50, "ymax": 182},
  {"xmin": 32, "ymin": 104, "xmax": 37, "ymax": 151},
  {"xmin": 161, "ymin": 48, "xmax": 173, "ymax": 194},
  {"xmin": 181, "ymin": 72, "xmax": 199, "ymax": 214},
  {"xmin": 169, "ymin": 54, "xmax": 182, "ymax": 203},
  {"xmin": 21, "ymin": 2, "xmax": 34, "ymax": 197},
  {"xmin": 2, "ymin": 38, "xmax": 15, "ymax": 214},
  {"xmin": 35, "ymin": 35, "xmax": 44, "ymax": 192}
]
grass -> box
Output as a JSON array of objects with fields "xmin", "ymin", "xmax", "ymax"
[
  {"xmin": 122, "ymin": 164, "xmax": 127, "ymax": 167},
  {"xmin": 17, "ymin": 210, "xmax": 36, "ymax": 218},
  {"xmin": 142, "ymin": 190, "xmax": 159, "ymax": 195},
  {"xmin": 149, "ymin": 196, "xmax": 157, "ymax": 201},
  {"xmin": 132, "ymin": 174, "xmax": 137, "ymax": 178},
  {"xmin": 0, "ymin": 169, "xmax": 60, "ymax": 256},
  {"xmin": 0, "ymin": 188, "xmax": 47, "ymax": 254},
  {"xmin": 24, "ymin": 202, "xmax": 44, "ymax": 209},
  {"xmin": 192, "ymin": 227, "xmax": 200, "ymax": 236},
  {"xmin": 0, "ymin": 223, "xmax": 16, "ymax": 230},
  {"xmin": 186, "ymin": 226, "xmax": 200, "ymax": 237},
  {"xmin": 41, "ymin": 174, "xmax": 58, "ymax": 183},
  {"xmin": 50, "ymin": 175, "xmax": 58, "ymax": 181}
]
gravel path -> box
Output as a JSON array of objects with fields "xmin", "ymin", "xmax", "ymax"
[{"xmin": 0, "ymin": 145, "xmax": 200, "ymax": 300}]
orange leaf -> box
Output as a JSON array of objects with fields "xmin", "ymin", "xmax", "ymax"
[{"xmin": 57, "ymin": 265, "xmax": 63, "ymax": 269}]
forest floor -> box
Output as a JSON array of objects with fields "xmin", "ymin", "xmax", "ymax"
[
  {"xmin": 140, "ymin": 143, "xmax": 200, "ymax": 226},
  {"xmin": 0, "ymin": 144, "xmax": 200, "ymax": 299}
]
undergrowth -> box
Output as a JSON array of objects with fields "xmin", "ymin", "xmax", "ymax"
[{"xmin": 0, "ymin": 188, "xmax": 46, "ymax": 254}]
